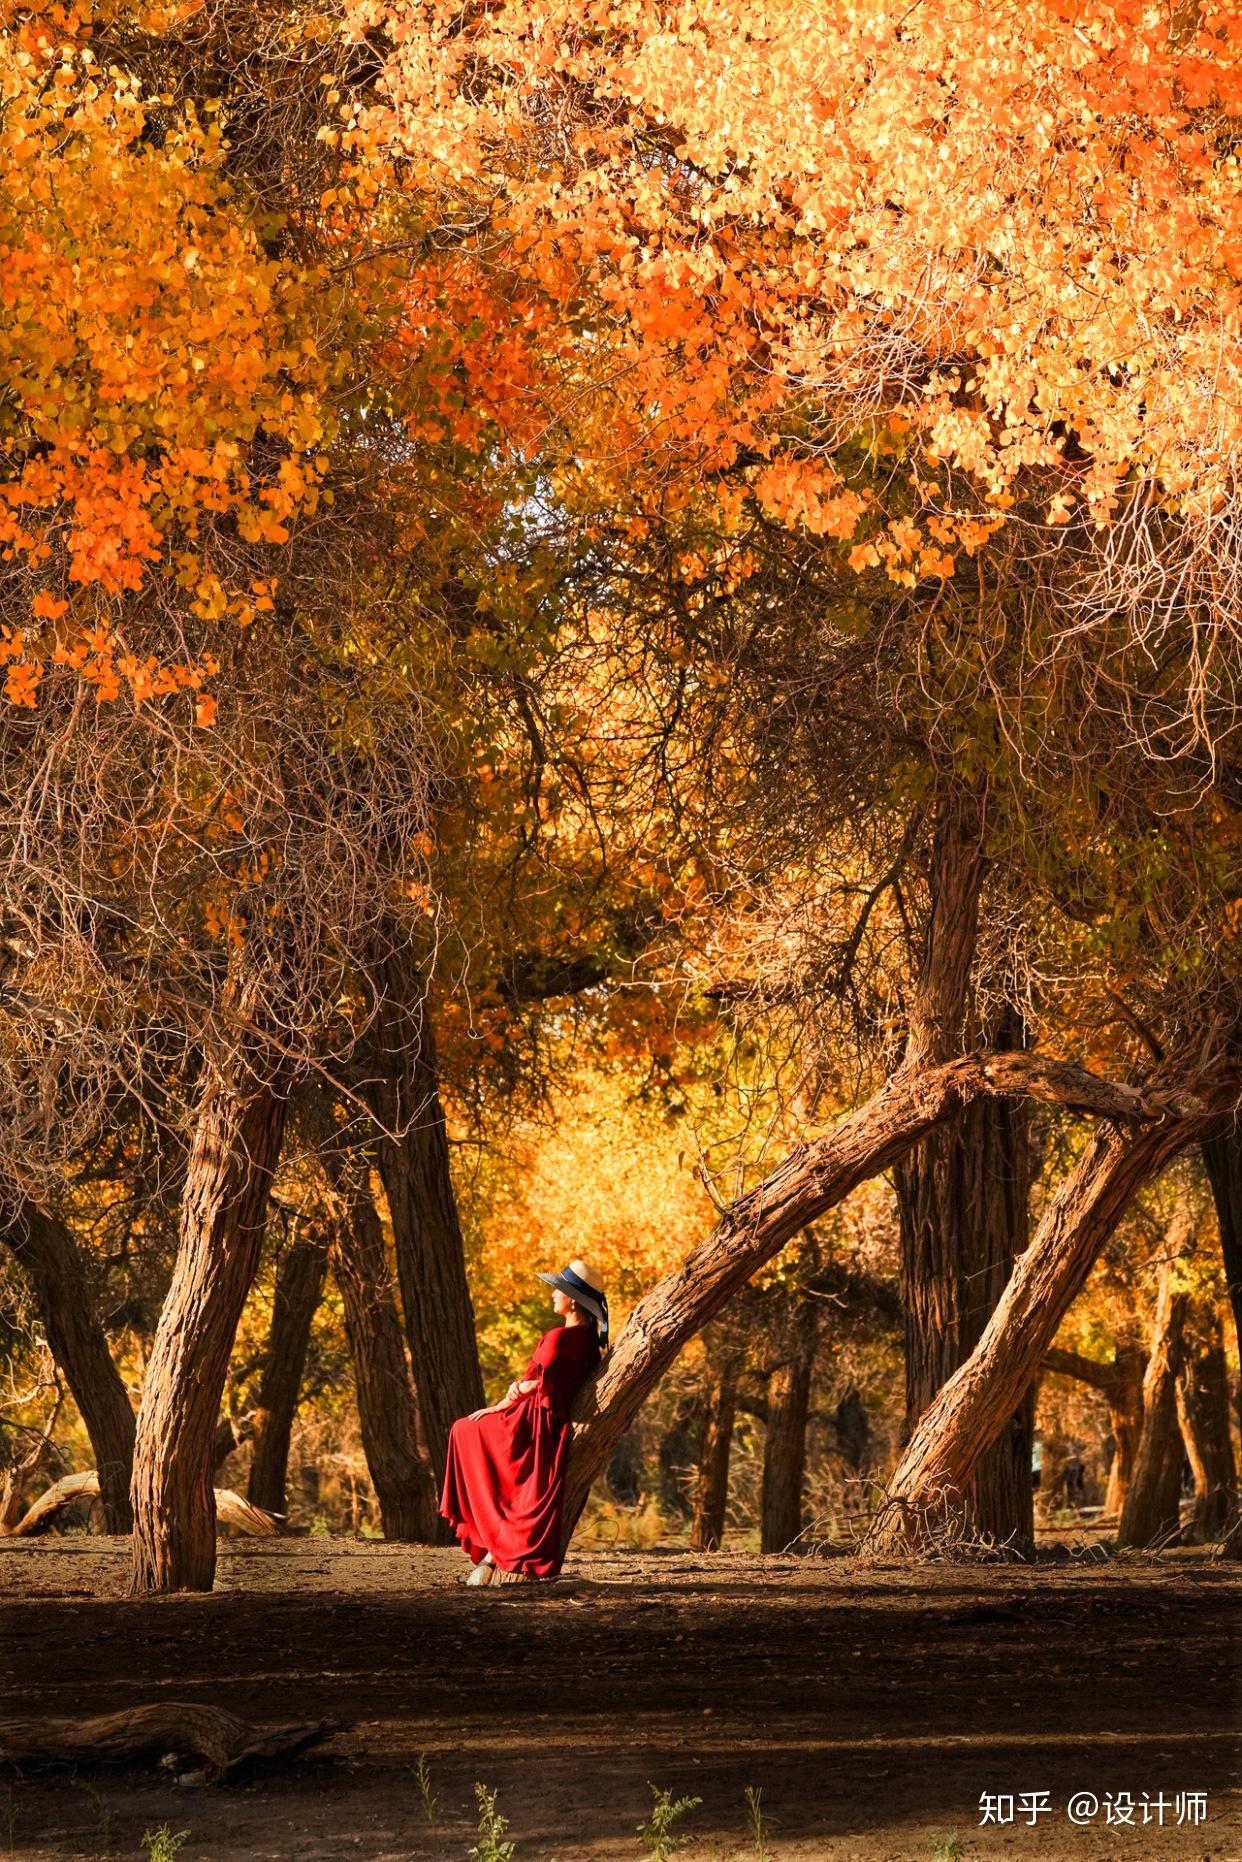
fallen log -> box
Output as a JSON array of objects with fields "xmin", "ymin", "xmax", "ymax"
[
  {"xmin": 8, "ymin": 1472, "xmax": 280, "ymax": 1539},
  {"xmin": 6, "ymin": 1471, "xmax": 101, "ymax": 1537},
  {"xmin": 0, "ymin": 1704, "xmax": 333, "ymax": 1781}
]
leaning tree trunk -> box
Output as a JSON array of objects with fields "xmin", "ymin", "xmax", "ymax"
[
  {"xmin": 862, "ymin": 1109, "xmax": 1208, "ymax": 1557},
  {"xmin": 1118, "ymin": 1266, "xmax": 1189, "ymax": 1548},
  {"xmin": 1175, "ymin": 1306, "xmax": 1236, "ymax": 1544},
  {"xmin": 558, "ymin": 1044, "xmax": 1161, "ymax": 1544},
  {"xmin": 894, "ymin": 793, "xmax": 1034, "ymax": 1550},
  {"xmin": 0, "ymin": 1201, "xmax": 136, "ymax": 1533},
  {"xmin": 690, "ymin": 1330, "xmax": 744, "ymax": 1551},
  {"xmin": 247, "ymin": 1226, "xmax": 329, "ymax": 1517},
  {"xmin": 362, "ymin": 943, "xmax": 483, "ymax": 1486},
  {"xmin": 130, "ymin": 1057, "xmax": 289, "ymax": 1595},
  {"xmin": 314, "ymin": 1098, "xmax": 437, "ymax": 1542},
  {"xmin": 760, "ymin": 1276, "xmax": 819, "ymax": 1554}
]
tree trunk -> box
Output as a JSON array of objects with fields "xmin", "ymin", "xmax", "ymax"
[
  {"xmin": 1042, "ymin": 1338, "xmax": 1146, "ymax": 1519},
  {"xmin": 315, "ymin": 1106, "xmax": 437, "ymax": 1542},
  {"xmin": 1201, "ymin": 1121, "xmax": 1242, "ymax": 1433},
  {"xmin": 894, "ymin": 794, "xmax": 1034, "ymax": 1551},
  {"xmin": 1102, "ymin": 1340, "xmax": 1148, "ymax": 1520},
  {"xmin": 863, "ymin": 1111, "xmax": 1206, "ymax": 1556},
  {"xmin": 690, "ymin": 1333, "xmax": 743, "ymax": 1551},
  {"xmin": 760, "ymin": 1290, "xmax": 817, "ymax": 1554},
  {"xmin": 1118, "ymin": 1266, "xmax": 1189, "ymax": 1548},
  {"xmin": 1176, "ymin": 1308, "xmax": 1237, "ymax": 1544},
  {"xmin": 130, "ymin": 1061, "xmax": 289, "ymax": 1596},
  {"xmin": 0, "ymin": 1201, "xmax": 135, "ymax": 1533},
  {"xmin": 246, "ymin": 1228, "xmax": 329, "ymax": 1517},
  {"xmin": 361, "ymin": 944, "xmax": 483, "ymax": 1486},
  {"xmin": 559, "ymin": 1045, "xmax": 1160, "ymax": 1542}
]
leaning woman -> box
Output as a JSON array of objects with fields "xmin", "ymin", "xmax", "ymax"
[{"xmin": 440, "ymin": 1259, "xmax": 608, "ymax": 1586}]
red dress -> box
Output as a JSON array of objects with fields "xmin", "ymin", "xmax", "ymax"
[{"xmin": 440, "ymin": 1322, "xmax": 601, "ymax": 1578}]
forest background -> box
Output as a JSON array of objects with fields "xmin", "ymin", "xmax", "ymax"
[{"xmin": 1, "ymin": 0, "xmax": 1241, "ymax": 1592}]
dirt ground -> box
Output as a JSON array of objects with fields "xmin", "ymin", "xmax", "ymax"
[{"xmin": 1, "ymin": 1538, "xmax": 1238, "ymax": 1862}]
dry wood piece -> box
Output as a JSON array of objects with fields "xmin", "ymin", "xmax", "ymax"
[
  {"xmin": 214, "ymin": 1489, "xmax": 280, "ymax": 1536},
  {"xmin": 7, "ymin": 1470, "xmax": 102, "ymax": 1537},
  {"xmin": 0, "ymin": 1704, "xmax": 333, "ymax": 1781},
  {"xmin": 8, "ymin": 1472, "xmax": 279, "ymax": 1539}
]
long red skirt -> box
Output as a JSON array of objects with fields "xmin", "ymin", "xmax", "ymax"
[{"xmin": 439, "ymin": 1392, "xmax": 572, "ymax": 1578}]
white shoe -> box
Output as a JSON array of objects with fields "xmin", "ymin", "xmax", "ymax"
[{"xmin": 466, "ymin": 1558, "xmax": 494, "ymax": 1586}]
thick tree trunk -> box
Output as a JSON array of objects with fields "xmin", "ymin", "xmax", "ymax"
[
  {"xmin": 559, "ymin": 1046, "xmax": 1160, "ymax": 1541},
  {"xmin": 315, "ymin": 1109, "xmax": 437, "ymax": 1543},
  {"xmin": 361, "ymin": 945, "xmax": 483, "ymax": 1485},
  {"xmin": 130, "ymin": 1062, "xmax": 288, "ymax": 1596},
  {"xmin": 690, "ymin": 1333, "xmax": 744, "ymax": 1551},
  {"xmin": 0, "ymin": 1201, "xmax": 135, "ymax": 1533},
  {"xmin": 1043, "ymin": 1338, "xmax": 1146, "ymax": 1519},
  {"xmin": 247, "ymin": 1228, "xmax": 329, "ymax": 1517},
  {"xmin": 895, "ymin": 794, "xmax": 1033, "ymax": 1550},
  {"xmin": 1176, "ymin": 1309, "xmax": 1236, "ymax": 1544},
  {"xmin": 862, "ymin": 1113, "xmax": 1205, "ymax": 1556},
  {"xmin": 760, "ymin": 1291, "xmax": 818, "ymax": 1553},
  {"xmin": 1118, "ymin": 1267, "xmax": 1189, "ymax": 1548},
  {"xmin": 896, "ymin": 1086, "xmax": 1034, "ymax": 1547}
]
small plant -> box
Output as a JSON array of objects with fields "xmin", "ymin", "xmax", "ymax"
[
  {"xmin": 468, "ymin": 1783, "xmax": 514, "ymax": 1862},
  {"xmin": 412, "ymin": 1753, "xmax": 438, "ymax": 1829},
  {"xmin": 744, "ymin": 1785, "xmax": 769, "ymax": 1861},
  {"xmin": 141, "ymin": 1829, "xmax": 189, "ymax": 1862},
  {"xmin": 84, "ymin": 1783, "xmax": 114, "ymax": 1862},
  {"xmin": 927, "ymin": 1836, "xmax": 965, "ymax": 1862},
  {"xmin": 637, "ymin": 1784, "xmax": 701, "ymax": 1859}
]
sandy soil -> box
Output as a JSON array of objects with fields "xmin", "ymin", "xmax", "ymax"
[{"xmin": 1, "ymin": 1538, "xmax": 1239, "ymax": 1861}]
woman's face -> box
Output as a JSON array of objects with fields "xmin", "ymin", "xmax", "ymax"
[{"xmin": 551, "ymin": 1288, "xmax": 573, "ymax": 1316}]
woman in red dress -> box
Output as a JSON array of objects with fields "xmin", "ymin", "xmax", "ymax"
[{"xmin": 440, "ymin": 1258, "xmax": 608, "ymax": 1584}]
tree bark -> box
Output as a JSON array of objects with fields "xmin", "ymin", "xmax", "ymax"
[
  {"xmin": 361, "ymin": 944, "xmax": 483, "ymax": 1486},
  {"xmin": 0, "ymin": 1200, "xmax": 135, "ymax": 1533},
  {"xmin": 559, "ymin": 1045, "xmax": 1163, "ymax": 1542},
  {"xmin": 862, "ymin": 1112, "xmax": 1206, "ymax": 1556},
  {"xmin": 130, "ymin": 1059, "xmax": 289, "ymax": 1595},
  {"xmin": 246, "ymin": 1227, "xmax": 329, "ymax": 1517},
  {"xmin": 1176, "ymin": 1307, "xmax": 1236, "ymax": 1544},
  {"xmin": 1118, "ymin": 1265, "xmax": 1189, "ymax": 1548},
  {"xmin": 894, "ymin": 793, "xmax": 1034, "ymax": 1550},
  {"xmin": 760, "ymin": 1290, "xmax": 818, "ymax": 1553},
  {"xmin": 690, "ymin": 1332, "xmax": 744, "ymax": 1551},
  {"xmin": 314, "ymin": 1105, "xmax": 437, "ymax": 1542}
]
